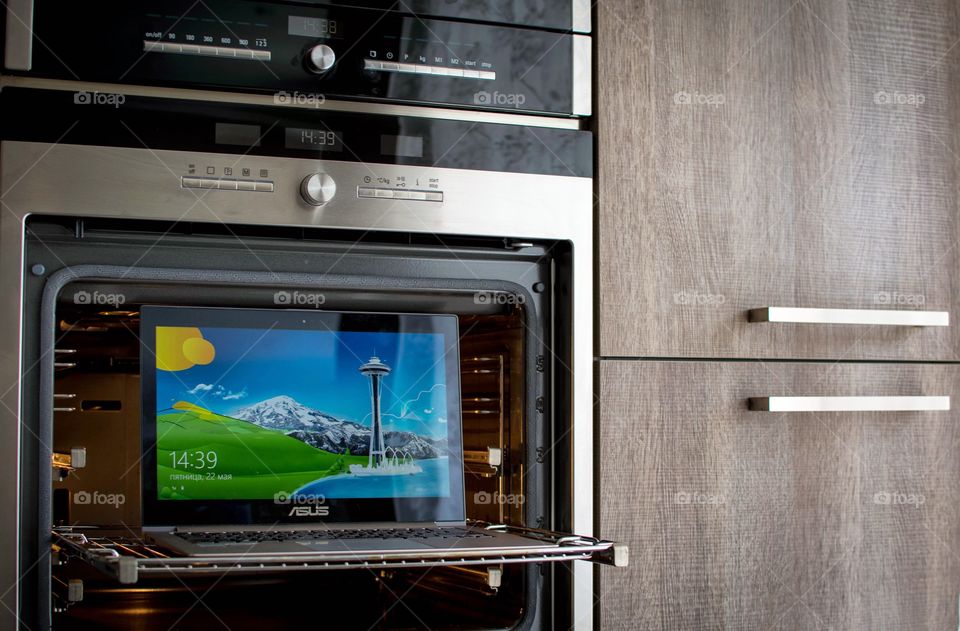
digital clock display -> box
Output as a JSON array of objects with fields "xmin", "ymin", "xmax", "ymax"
[
  {"xmin": 288, "ymin": 15, "xmax": 340, "ymax": 38},
  {"xmin": 170, "ymin": 450, "xmax": 219, "ymax": 470},
  {"xmin": 285, "ymin": 127, "xmax": 344, "ymax": 152}
]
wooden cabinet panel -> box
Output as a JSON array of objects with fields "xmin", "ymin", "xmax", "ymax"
[
  {"xmin": 597, "ymin": 0, "xmax": 960, "ymax": 360},
  {"xmin": 597, "ymin": 360, "xmax": 960, "ymax": 630}
]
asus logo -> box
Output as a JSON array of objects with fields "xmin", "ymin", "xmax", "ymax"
[{"xmin": 289, "ymin": 506, "xmax": 329, "ymax": 517}]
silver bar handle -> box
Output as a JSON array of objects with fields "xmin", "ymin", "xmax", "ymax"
[
  {"xmin": 4, "ymin": 0, "xmax": 34, "ymax": 71},
  {"xmin": 749, "ymin": 307, "xmax": 948, "ymax": 327},
  {"xmin": 749, "ymin": 396, "xmax": 950, "ymax": 412}
]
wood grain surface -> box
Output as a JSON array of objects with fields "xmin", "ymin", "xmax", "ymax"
[
  {"xmin": 596, "ymin": 360, "xmax": 960, "ymax": 630},
  {"xmin": 596, "ymin": 0, "xmax": 960, "ymax": 360}
]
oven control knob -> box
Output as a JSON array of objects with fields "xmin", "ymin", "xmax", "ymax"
[
  {"xmin": 300, "ymin": 173, "xmax": 337, "ymax": 206},
  {"xmin": 306, "ymin": 44, "xmax": 336, "ymax": 73}
]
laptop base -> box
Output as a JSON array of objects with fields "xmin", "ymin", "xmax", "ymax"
[{"xmin": 146, "ymin": 524, "xmax": 550, "ymax": 557}]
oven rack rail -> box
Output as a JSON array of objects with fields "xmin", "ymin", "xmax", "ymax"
[{"xmin": 52, "ymin": 523, "xmax": 627, "ymax": 584}]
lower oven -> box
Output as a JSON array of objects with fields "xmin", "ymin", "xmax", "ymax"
[{"xmin": 0, "ymin": 87, "xmax": 623, "ymax": 629}]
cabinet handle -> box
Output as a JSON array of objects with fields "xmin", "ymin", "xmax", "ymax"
[
  {"xmin": 749, "ymin": 307, "xmax": 948, "ymax": 327},
  {"xmin": 749, "ymin": 396, "xmax": 950, "ymax": 412},
  {"xmin": 4, "ymin": 0, "xmax": 34, "ymax": 71}
]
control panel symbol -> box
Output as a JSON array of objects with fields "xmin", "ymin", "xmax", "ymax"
[
  {"xmin": 206, "ymin": 166, "xmax": 215, "ymax": 175},
  {"xmin": 306, "ymin": 44, "xmax": 337, "ymax": 73},
  {"xmin": 242, "ymin": 168, "xmax": 251, "ymax": 177},
  {"xmin": 224, "ymin": 167, "xmax": 233, "ymax": 176}
]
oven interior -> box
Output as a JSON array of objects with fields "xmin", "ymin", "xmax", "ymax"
[{"xmin": 22, "ymin": 218, "xmax": 570, "ymax": 630}]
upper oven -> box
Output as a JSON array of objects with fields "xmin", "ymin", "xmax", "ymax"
[{"xmin": 2, "ymin": 0, "xmax": 592, "ymax": 116}]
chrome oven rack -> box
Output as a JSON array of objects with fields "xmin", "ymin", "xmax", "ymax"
[{"xmin": 52, "ymin": 522, "xmax": 628, "ymax": 585}]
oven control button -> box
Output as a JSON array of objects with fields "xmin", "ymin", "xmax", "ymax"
[
  {"xmin": 357, "ymin": 186, "xmax": 443, "ymax": 202},
  {"xmin": 300, "ymin": 173, "xmax": 336, "ymax": 205},
  {"xmin": 306, "ymin": 44, "xmax": 336, "ymax": 73}
]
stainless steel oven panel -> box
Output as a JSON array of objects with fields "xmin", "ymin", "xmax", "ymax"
[
  {"xmin": 3, "ymin": 142, "xmax": 590, "ymax": 240},
  {"xmin": 0, "ymin": 139, "xmax": 595, "ymax": 628},
  {"xmin": 572, "ymin": 0, "xmax": 592, "ymax": 34},
  {"xmin": 573, "ymin": 35, "xmax": 593, "ymax": 117}
]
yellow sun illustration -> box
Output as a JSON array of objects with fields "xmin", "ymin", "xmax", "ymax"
[{"xmin": 156, "ymin": 326, "xmax": 216, "ymax": 371}]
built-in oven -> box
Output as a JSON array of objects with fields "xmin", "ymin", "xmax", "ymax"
[
  {"xmin": 0, "ymin": 86, "xmax": 622, "ymax": 629},
  {"xmin": 3, "ymin": 0, "xmax": 591, "ymax": 116}
]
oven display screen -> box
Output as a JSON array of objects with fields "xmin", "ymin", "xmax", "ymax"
[
  {"xmin": 380, "ymin": 135, "xmax": 424, "ymax": 158},
  {"xmin": 288, "ymin": 15, "xmax": 340, "ymax": 38},
  {"xmin": 285, "ymin": 127, "xmax": 343, "ymax": 152}
]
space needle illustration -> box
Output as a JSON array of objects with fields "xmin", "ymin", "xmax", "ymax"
[{"xmin": 349, "ymin": 356, "xmax": 422, "ymax": 476}]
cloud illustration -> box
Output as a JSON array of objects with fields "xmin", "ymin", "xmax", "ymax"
[
  {"xmin": 187, "ymin": 383, "xmax": 247, "ymax": 401},
  {"xmin": 222, "ymin": 388, "xmax": 248, "ymax": 401}
]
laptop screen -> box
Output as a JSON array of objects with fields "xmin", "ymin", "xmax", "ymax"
[{"xmin": 140, "ymin": 306, "xmax": 465, "ymax": 526}]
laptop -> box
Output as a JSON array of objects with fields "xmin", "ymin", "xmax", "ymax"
[{"xmin": 139, "ymin": 305, "xmax": 548, "ymax": 556}]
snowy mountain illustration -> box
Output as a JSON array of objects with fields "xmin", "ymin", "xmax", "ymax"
[
  {"xmin": 233, "ymin": 395, "xmax": 446, "ymax": 458},
  {"xmin": 234, "ymin": 395, "xmax": 364, "ymax": 432}
]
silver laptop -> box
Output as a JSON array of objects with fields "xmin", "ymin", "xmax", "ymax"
[{"xmin": 139, "ymin": 305, "xmax": 546, "ymax": 556}]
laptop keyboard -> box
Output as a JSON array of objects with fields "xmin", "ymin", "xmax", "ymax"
[{"xmin": 179, "ymin": 527, "xmax": 493, "ymax": 545}]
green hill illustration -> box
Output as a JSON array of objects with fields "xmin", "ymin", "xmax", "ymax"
[{"xmin": 156, "ymin": 401, "xmax": 366, "ymax": 500}]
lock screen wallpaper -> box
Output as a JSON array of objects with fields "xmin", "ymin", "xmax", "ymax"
[{"xmin": 152, "ymin": 325, "xmax": 453, "ymax": 501}]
